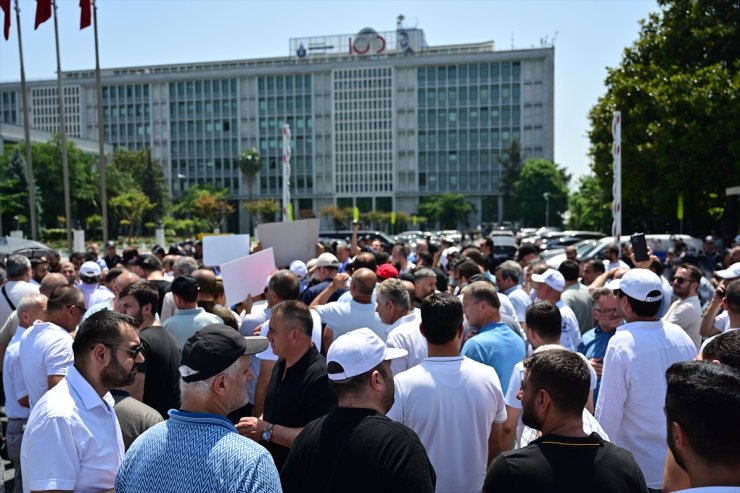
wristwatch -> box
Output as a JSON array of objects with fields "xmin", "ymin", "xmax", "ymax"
[{"xmin": 261, "ymin": 422, "xmax": 274, "ymax": 442}]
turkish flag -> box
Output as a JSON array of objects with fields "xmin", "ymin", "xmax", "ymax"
[
  {"xmin": 1, "ymin": 0, "xmax": 10, "ymax": 40},
  {"xmin": 79, "ymin": 0, "xmax": 90, "ymax": 29},
  {"xmin": 34, "ymin": 0, "xmax": 51, "ymax": 29}
]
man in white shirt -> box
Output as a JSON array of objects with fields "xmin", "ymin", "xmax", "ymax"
[
  {"xmin": 19, "ymin": 285, "xmax": 86, "ymax": 407},
  {"xmin": 663, "ymin": 263, "xmax": 703, "ymax": 350},
  {"xmin": 596, "ymin": 268, "xmax": 696, "ymax": 491},
  {"xmin": 531, "ymin": 268, "xmax": 582, "ymax": 351},
  {"xmin": 377, "ymin": 278, "xmax": 424, "ymax": 374},
  {"xmin": 4, "ymin": 293, "xmax": 46, "ymax": 492},
  {"xmin": 664, "ymin": 361, "xmax": 740, "ymax": 492},
  {"xmin": 312, "ymin": 268, "xmax": 389, "ymax": 349},
  {"xmin": 603, "ymin": 243, "xmax": 630, "ymax": 271},
  {"xmin": 1, "ymin": 255, "xmax": 39, "ymax": 329},
  {"xmin": 388, "ymin": 292, "xmax": 506, "ymax": 493},
  {"xmin": 495, "ymin": 260, "xmax": 532, "ymax": 329},
  {"xmin": 21, "ymin": 310, "xmax": 142, "ymax": 492}
]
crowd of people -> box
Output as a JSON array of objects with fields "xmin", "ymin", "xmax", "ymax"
[{"xmin": 0, "ymin": 230, "xmax": 738, "ymax": 492}]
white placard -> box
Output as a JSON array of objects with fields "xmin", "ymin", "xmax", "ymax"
[
  {"xmin": 257, "ymin": 218, "xmax": 319, "ymax": 268},
  {"xmin": 220, "ymin": 247, "xmax": 277, "ymax": 306},
  {"xmin": 203, "ymin": 234, "xmax": 250, "ymax": 267}
]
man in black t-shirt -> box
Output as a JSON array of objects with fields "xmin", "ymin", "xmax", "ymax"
[
  {"xmin": 482, "ymin": 349, "xmax": 647, "ymax": 493},
  {"xmin": 118, "ymin": 281, "xmax": 181, "ymax": 419},
  {"xmin": 281, "ymin": 328, "xmax": 435, "ymax": 493}
]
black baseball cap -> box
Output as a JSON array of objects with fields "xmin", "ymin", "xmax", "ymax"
[{"xmin": 179, "ymin": 324, "xmax": 269, "ymax": 383}]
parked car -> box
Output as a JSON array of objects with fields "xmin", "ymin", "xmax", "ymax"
[{"xmin": 489, "ymin": 234, "xmax": 518, "ymax": 260}]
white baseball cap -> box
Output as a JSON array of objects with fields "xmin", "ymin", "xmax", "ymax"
[
  {"xmin": 327, "ymin": 328, "xmax": 407, "ymax": 381},
  {"xmin": 531, "ymin": 269, "xmax": 565, "ymax": 292},
  {"xmin": 715, "ymin": 262, "xmax": 740, "ymax": 280},
  {"xmin": 80, "ymin": 261, "xmax": 101, "ymax": 277},
  {"xmin": 289, "ymin": 260, "xmax": 308, "ymax": 280},
  {"xmin": 619, "ymin": 268, "xmax": 663, "ymax": 302}
]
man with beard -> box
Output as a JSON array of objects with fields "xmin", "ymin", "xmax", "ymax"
[
  {"xmin": 663, "ymin": 263, "xmax": 703, "ymax": 351},
  {"xmin": 663, "ymin": 361, "xmax": 740, "ymax": 492},
  {"xmin": 21, "ymin": 310, "xmax": 142, "ymax": 492},
  {"xmin": 483, "ymin": 349, "xmax": 648, "ymax": 493},
  {"xmin": 118, "ymin": 280, "xmax": 181, "ymax": 418},
  {"xmin": 281, "ymin": 328, "xmax": 435, "ymax": 493}
]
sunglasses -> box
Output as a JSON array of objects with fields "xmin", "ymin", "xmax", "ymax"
[
  {"xmin": 672, "ymin": 277, "xmax": 690, "ymax": 284},
  {"xmin": 104, "ymin": 343, "xmax": 143, "ymax": 357},
  {"xmin": 67, "ymin": 304, "xmax": 86, "ymax": 313}
]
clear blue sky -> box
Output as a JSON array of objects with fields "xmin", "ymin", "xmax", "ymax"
[{"xmin": 0, "ymin": 0, "xmax": 659, "ymax": 186}]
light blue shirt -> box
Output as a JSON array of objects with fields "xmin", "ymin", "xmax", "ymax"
[{"xmin": 461, "ymin": 321, "xmax": 526, "ymax": 394}]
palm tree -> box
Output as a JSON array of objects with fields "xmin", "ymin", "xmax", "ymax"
[{"xmin": 238, "ymin": 148, "xmax": 262, "ymax": 233}]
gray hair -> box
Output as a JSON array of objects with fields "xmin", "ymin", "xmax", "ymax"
[
  {"xmin": 377, "ymin": 278, "xmax": 411, "ymax": 311},
  {"xmin": 496, "ymin": 260, "xmax": 523, "ymax": 284},
  {"xmin": 16, "ymin": 293, "xmax": 46, "ymax": 317},
  {"xmin": 591, "ymin": 287, "xmax": 616, "ymax": 307},
  {"xmin": 173, "ymin": 256, "xmax": 199, "ymax": 277},
  {"xmin": 5, "ymin": 254, "xmax": 31, "ymax": 278},
  {"xmin": 414, "ymin": 267, "xmax": 436, "ymax": 281},
  {"xmin": 179, "ymin": 356, "xmax": 243, "ymax": 401}
]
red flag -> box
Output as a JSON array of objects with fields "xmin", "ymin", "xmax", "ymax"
[
  {"xmin": 79, "ymin": 0, "xmax": 90, "ymax": 29},
  {"xmin": 34, "ymin": 0, "xmax": 51, "ymax": 30},
  {"xmin": 1, "ymin": 0, "xmax": 10, "ymax": 41}
]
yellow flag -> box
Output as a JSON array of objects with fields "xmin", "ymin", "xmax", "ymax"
[
  {"xmin": 288, "ymin": 203, "xmax": 294, "ymax": 222},
  {"xmin": 412, "ymin": 215, "xmax": 417, "ymax": 225},
  {"xmin": 677, "ymin": 193, "xmax": 684, "ymax": 220},
  {"xmin": 353, "ymin": 207, "xmax": 360, "ymax": 221},
  {"xmin": 390, "ymin": 211, "xmax": 397, "ymax": 224}
]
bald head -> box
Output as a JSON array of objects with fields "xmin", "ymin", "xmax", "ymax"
[
  {"xmin": 351, "ymin": 268, "xmax": 377, "ymax": 298},
  {"xmin": 40, "ymin": 273, "xmax": 69, "ymax": 297},
  {"xmin": 193, "ymin": 269, "xmax": 217, "ymax": 299},
  {"xmin": 114, "ymin": 271, "xmax": 140, "ymax": 296}
]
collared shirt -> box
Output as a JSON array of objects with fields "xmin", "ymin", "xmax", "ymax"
[
  {"xmin": 595, "ymin": 320, "xmax": 696, "ymax": 489},
  {"xmin": 386, "ymin": 311, "xmax": 421, "ymax": 335},
  {"xmin": 264, "ymin": 345, "xmax": 336, "ymax": 470},
  {"xmin": 578, "ymin": 324, "xmax": 617, "ymax": 402},
  {"xmin": 0, "ymin": 280, "xmax": 39, "ymax": 327},
  {"xmin": 663, "ymin": 295, "xmax": 702, "ymax": 351},
  {"xmin": 115, "ymin": 409, "xmax": 280, "ymax": 492},
  {"xmin": 314, "ymin": 299, "xmax": 390, "ymax": 342},
  {"xmin": 21, "ymin": 365, "xmax": 124, "ymax": 492},
  {"xmin": 461, "ymin": 321, "xmax": 526, "ymax": 394},
  {"xmin": 504, "ymin": 285, "xmax": 532, "ymax": 323},
  {"xmin": 19, "ymin": 320, "xmax": 74, "ymax": 407},
  {"xmin": 3, "ymin": 326, "xmax": 29, "ymax": 419},
  {"xmin": 163, "ymin": 307, "xmax": 223, "ymax": 348},
  {"xmin": 556, "ymin": 300, "xmax": 582, "ymax": 351},
  {"xmin": 386, "ymin": 316, "xmax": 426, "ymax": 375}
]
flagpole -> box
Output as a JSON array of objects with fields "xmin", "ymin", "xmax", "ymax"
[
  {"xmin": 14, "ymin": 0, "xmax": 38, "ymax": 240},
  {"xmin": 92, "ymin": 0, "xmax": 107, "ymax": 243},
  {"xmin": 52, "ymin": 0, "xmax": 73, "ymax": 254},
  {"xmin": 281, "ymin": 124, "xmax": 291, "ymax": 222}
]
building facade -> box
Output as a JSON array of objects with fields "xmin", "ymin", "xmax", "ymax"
[{"xmin": 0, "ymin": 26, "xmax": 554, "ymax": 231}]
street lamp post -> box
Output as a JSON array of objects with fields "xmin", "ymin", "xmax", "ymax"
[{"xmin": 543, "ymin": 192, "xmax": 550, "ymax": 227}]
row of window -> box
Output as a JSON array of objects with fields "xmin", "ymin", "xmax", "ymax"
[
  {"xmin": 170, "ymin": 99, "xmax": 238, "ymax": 119},
  {"xmin": 104, "ymin": 123, "xmax": 151, "ymax": 139},
  {"xmin": 418, "ymin": 85, "xmax": 521, "ymax": 107},
  {"xmin": 170, "ymin": 120, "xmax": 236, "ymax": 136},
  {"xmin": 258, "ymin": 117, "xmax": 313, "ymax": 133},
  {"xmin": 170, "ymin": 139, "xmax": 239, "ymax": 159},
  {"xmin": 335, "ymin": 89, "xmax": 391, "ymax": 101},
  {"xmin": 418, "ymin": 107, "xmax": 521, "ymax": 128},
  {"xmin": 258, "ymin": 96, "xmax": 313, "ymax": 115},
  {"xmin": 335, "ymin": 100, "xmax": 392, "ymax": 112},
  {"xmin": 418, "ymin": 148, "xmax": 516, "ymax": 168},
  {"xmin": 419, "ymin": 171, "xmax": 498, "ymax": 191},
  {"xmin": 169, "ymin": 80, "xmax": 237, "ymax": 100},
  {"xmin": 104, "ymin": 104, "xmax": 150, "ymax": 119},
  {"xmin": 418, "ymin": 128, "xmax": 521, "ymax": 149},
  {"xmin": 103, "ymin": 85, "xmax": 150, "ymax": 101},
  {"xmin": 0, "ymin": 92, "xmax": 17, "ymax": 106},
  {"xmin": 258, "ymin": 75, "xmax": 312, "ymax": 94},
  {"xmin": 335, "ymin": 68, "xmax": 392, "ymax": 79},
  {"xmin": 336, "ymin": 182, "xmax": 393, "ymax": 193},
  {"xmin": 417, "ymin": 62, "xmax": 521, "ymax": 85},
  {"xmin": 335, "ymin": 143, "xmax": 393, "ymax": 154}
]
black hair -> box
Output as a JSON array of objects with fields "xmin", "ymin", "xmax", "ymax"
[
  {"xmin": 328, "ymin": 361, "xmax": 389, "ymax": 399},
  {"xmin": 665, "ymin": 361, "xmax": 740, "ymax": 466},
  {"xmin": 72, "ymin": 310, "xmax": 138, "ymax": 361},
  {"xmin": 136, "ymin": 254, "xmax": 163, "ymax": 273},
  {"xmin": 119, "ymin": 280, "xmax": 159, "ymax": 315},
  {"xmin": 47, "ymin": 285, "xmax": 84, "ymax": 312},
  {"xmin": 618, "ymin": 291, "xmax": 662, "ymax": 318},
  {"xmin": 420, "ymin": 292, "xmax": 464, "ymax": 345},
  {"xmin": 523, "ymin": 349, "xmax": 590, "ymax": 416},
  {"xmin": 726, "ymin": 279, "xmax": 740, "ymax": 313},
  {"xmin": 525, "ymin": 301, "xmax": 562, "ymax": 342},
  {"xmin": 272, "ymin": 300, "xmax": 313, "ymax": 338},
  {"xmin": 269, "ymin": 270, "xmax": 300, "ymax": 301},
  {"xmin": 702, "ymin": 330, "xmax": 740, "ymax": 371},
  {"xmin": 171, "ymin": 275, "xmax": 199, "ymax": 303},
  {"xmin": 558, "ymin": 260, "xmax": 580, "ymax": 282}
]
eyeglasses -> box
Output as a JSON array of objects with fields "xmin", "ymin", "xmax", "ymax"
[
  {"xmin": 67, "ymin": 304, "xmax": 86, "ymax": 313},
  {"xmin": 104, "ymin": 343, "xmax": 143, "ymax": 357},
  {"xmin": 672, "ymin": 277, "xmax": 690, "ymax": 284},
  {"xmin": 594, "ymin": 307, "xmax": 618, "ymax": 315}
]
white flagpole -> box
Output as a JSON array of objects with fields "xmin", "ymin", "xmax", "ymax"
[
  {"xmin": 612, "ymin": 112, "xmax": 622, "ymax": 242},
  {"xmin": 282, "ymin": 124, "xmax": 291, "ymax": 222}
]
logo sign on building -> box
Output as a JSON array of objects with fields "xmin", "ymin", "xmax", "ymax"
[{"xmin": 349, "ymin": 28, "xmax": 386, "ymax": 56}]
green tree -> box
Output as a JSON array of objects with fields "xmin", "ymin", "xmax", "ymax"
[
  {"xmin": 510, "ymin": 159, "xmax": 569, "ymax": 227},
  {"xmin": 588, "ymin": 0, "xmax": 740, "ymax": 234},
  {"xmin": 0, "ymin": 147, "xmax": 43, "ymax": 236},
  {"xmin": 110, "ymin": 190, "xmax": 154, "ymax": 242},
  {"xmin": 179, "ymin": 185, "xmax": 235, "ymax": 233},
  {"xmin": 567, "ymin": 174, "xmax": 612, "ymax": 232},
  {"xmin": 239, "ymin": 148, "xmax": 262, "ymax": 233},
  {"xmin": 498, "ymin": 139, "xmax": 524, "ymax": 221},
  {"xmin": 245, "ymin": 199, "xmax": 280, "ymax": 224},
  {"xmin": 417, "ymin": 193, "xmax": 476, "ymax": 229},
  {"xmin": 107, "ymin": 148, "xmax": 169, "ymax": 229}
]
